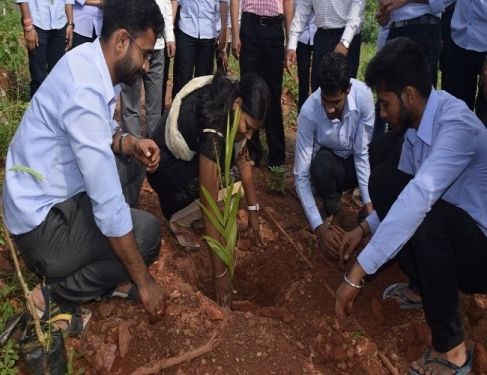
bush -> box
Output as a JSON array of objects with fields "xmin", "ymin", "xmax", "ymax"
[{"xmin": 361, "ymin": 0, "xmax": 379, "ymax": 44}]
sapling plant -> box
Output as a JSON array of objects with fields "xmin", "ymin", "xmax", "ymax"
[
  {"xmin": 267, "ymin": 165, "xmax": 287, "ymax": 193},
  {"xmin": 199, "ymin": 107, "xmax": 242, "ymax": 277}
]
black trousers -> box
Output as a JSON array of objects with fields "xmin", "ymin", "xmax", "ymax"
[
  {"xmin": 14, "ymin": 161, "xmax": 161, "ymax": 311},
  {"xmin": 387, "ymin": 22, "xmax": 441, "ymax": 87},
  {"xmin": 172, "ymin": 29, "xmax": 215, "ymax": 98},
  {"xmin": 28, "ymin": 26, "xmax": 66, "ymax": 97},
  {"xmin": 310, "ymin": 148, "xmax": 357, "ymax": 217},
  {"xmin": 443, "ymin": 40, "xmax": 487, "ymax": 122},
  {"xmin": 439, "ymin": 3, "xmax": 455, "ymax": 89},
  {"xmin": 297, "ymin": 41, "xmax": 313, "ymax": 110},
  {"xmin": 71, "ymin": 30, "xmax": 96, "ymax": 49},
  {"xmin": 369, "ymin": 162, "xmax": 487, "ymax": 352},
  {"xmin": 311, "ymin": 29, "xmax": 361, "ymax": 92},
  {"xmin": 239, "ymin": 12, "xmax": 285, "ymax": 167}
]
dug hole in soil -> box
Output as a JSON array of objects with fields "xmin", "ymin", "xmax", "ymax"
[{"xmin": 64, "ymin": 168, "xmax": 487, "ymax": 375}]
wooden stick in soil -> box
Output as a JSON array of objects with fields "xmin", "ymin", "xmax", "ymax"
[
  {"xmin": 130, "ymin": 329, "xmax": 221, "ymax": 375},
  {"xmin": 261, "ymin": 206, "xmax": 313, "ymax": 268},
  {"xmin": 1, "ymin": 220, "xmax": 46, "ymax": 348},
  {"xmin": 377, "ymin": 351, "xmax": 400, "ymax": 375}
]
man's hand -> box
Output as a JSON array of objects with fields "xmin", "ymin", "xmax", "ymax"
[
  {"xmin": 335, "ymin": 262, "xmax": 366, "ymax": 324},
  {"xmin": 138, "ymin": 278, "xmax": 166, "ymax": 323},
  {"xmin": 65, "ymin": 24, "xmax": 73, "ymax": 51},
  {"xmin": 166, "ymin": 41, "xmax": 176, "ymax": 58},
  {"xmin": 231, "ymin": 34, "xmax": 241, "ymax": 60},
  {"xmin": 132, "ymin": 139, "xmax": 160, "ymax": 173},
  {"xmin": 334, "ymin": 42, "xmax": 348, "ymax": 57},
  {"xmin": 215, "ymin": 270, "xmax": 234, "ymax": 307},
  {"xmin": 375, "ymin": 8, "xmax": 390, "ymax": 26},
  {"xmin": 339, "ymin": 226, "xmax": 363, "ymax": 263},
  {"xmin": 285, "ymin": 49, "xmax": 297, "ymax": 74},
  {"xmin": 247, "ymin": 211, "xmax": 264, "ymax": 246},
  {"xmin": 315, "ymin": 223, "xmax": 341, "ymax": 259},
  {"xmin": 24, "ymin": 28, "xmax": 38, "ymax": 51},
  {"xmin": 380, "ymin": 0, "xmax": 408, "ymax": 13}
]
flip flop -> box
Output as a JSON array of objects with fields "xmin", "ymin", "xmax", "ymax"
[
  {"xmin": 110, "ymin": 282, "xmax": 139, "ymax": 301},
  {"xmin": 409, "ymin": 349, "xmax": 473, "ymax": 375},
  {"xmin": 382, "ymin": 282, "xmax": 422, "ymax": 310},
  {"xmin": 35, "ymin": 286, "xmax": 91, "ymax": 336},
  {"xmin": 169, "ymin": 222, "xmax": 200, "ymax": 250}
]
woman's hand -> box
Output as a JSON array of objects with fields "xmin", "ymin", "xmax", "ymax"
[
  {"xmin": 247, "ymin": 210, "xmax": 263, "ymax": 246},
  {"xmin": 214, "ymin": 270, "xmax": 234, "ymax": 307}
]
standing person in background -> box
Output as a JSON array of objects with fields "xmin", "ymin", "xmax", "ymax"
[
  {"xmin": 286, "ymin": 0, "xmax": 365, "ymax": 92},
  {"xmin": 295, "ymin": 1, "xmax": 316, "ymax": 111},
  {"xmin": 438, "ymin": 0, "xmax": 455, "ymax": 89},
  {"xmin": 119, "ymin": 0, "xmax": 175, "ymax": 207},
  {"xmin": 442, "ymin": 0, "xmax": 486, "ymax": 126},
  {"xmin": 171, "ymin": 0, "xmax": 229, "ymax": 98},
  {"xmin": 72, "ymin": 0, "xmax": 103, "ymax": 48},
  {"xmin": 376, "ymin": 0, "xmax": 446, "ymax": 86},
  {"xmin": 17, "ymin": 0, "xmax": 74, "ymax": 97},
  {"xmin": 231, "ymin": 0, "xmax": 293, "ymax": 168}
]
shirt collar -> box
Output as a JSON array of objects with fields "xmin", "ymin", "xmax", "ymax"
[
  {"xmin": 416, "ymin": 88, "xmax": 439, "ymax": 146},
  {"xmin": 93, "ymin": 37, "xmax": 121, "ymax": 105}
]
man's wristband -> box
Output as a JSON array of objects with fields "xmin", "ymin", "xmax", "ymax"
[{"xmin": 119, "ymin": 132, "xmax": 129, "ymax": 155}]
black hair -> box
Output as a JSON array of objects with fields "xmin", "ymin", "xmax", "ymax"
[
  {"xmin": 200, "ymin": 71, "xmax": 269, "ymax": 132},
  {"xmin": 365, "ymin": 37, "xmax": 432, "ymax": 98},
  {"xmin": 319, "ymin": 52, "xmax": 351, "ymax": 94},
  {"xmin": 101, "ymin": 0, "xmax": 164, "ymax": 39}
]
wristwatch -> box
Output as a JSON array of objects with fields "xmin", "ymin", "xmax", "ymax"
[
  {"xmin": 340, "ymin": 39, "xmax": 350, "ymax": 49},
  {"xmin": 247, "ymin": 203, "xmax": 260, "ymax": 212},
  {"xmin": 67, "ymin": 21, "xmax": 75, "ymax": 28}
]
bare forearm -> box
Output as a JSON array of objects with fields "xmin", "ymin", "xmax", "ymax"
[
  {"xmin": 18, "ymin": 3, "xmax": 31, "ymax": 21},
  {"xmin": 65, "ymin": 4, "xmax": 73, "ymax": 23},
  {"xmin": 230, "ymin": 0, "xmax": 240, "ymax": 39},
  {"xmin": 238, "ymin": 154, "xmax": 257, "ymax": 205},
  {"xmin": 171, "ymin": 0, "xmax": 178, "ymax": 24},
  {"xmin": 283, "ymin": 0, "xmax": 293, "ymax": 40},
  {"xmin": 84, "ymin": 0, "xmax": 103, "ymax": 7},
  {"xmin": 108, "ymin": 233, "xmax": 153, "ymax": 287}
]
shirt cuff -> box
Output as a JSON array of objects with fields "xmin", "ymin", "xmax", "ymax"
[
  {"xmin": 65, "ymin": 0, "xmax": 75, "ymax": 5},
  {"xmin": 287, "ymin": 35, "xmax": 298, "ymax": 51},
  {"xmin": 357, "ymin": 244, "xmax": 381, "ymax": 275},
  {"xmin": 164, "ymin": 27, "xmax": 175, "ymax": 42},
  {"xmin": 341, "ymin": 25, "xmax": 356, "ymax": 46},
  {"xmin": 360, "ymin": 186, "xmax": 371, "ymax": 205},
  {"xmin": 365, "ymin": 211, "xmax": 380, "ymax": 234},
  {"xmin": 429, "ymin": 0, "xmax": 445, "ymax": 14}
]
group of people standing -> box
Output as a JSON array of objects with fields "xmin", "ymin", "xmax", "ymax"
[{"xmin": 4, "ymin": 0, "xmax": 487, "ymax": 374}]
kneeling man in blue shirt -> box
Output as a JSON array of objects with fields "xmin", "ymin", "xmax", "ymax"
[
  {"xmin": 336, "ymin": 38, "xmax": 487, "ymax": 375},
  {"xmin": 3, "ymin": 0, "xmax": 166, "ymax": 335}
]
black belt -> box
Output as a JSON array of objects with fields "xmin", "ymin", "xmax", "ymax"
[
  {"xmin": 242, "ymin": 12, "xmax": 283, "ymax": 27},
  {"xmin": 316, "ymin": 27, "xmax": 345, "ymax": 36},
  {"xmin": 391, "ymin": 14, "xmax": 440, "ymax": 29}
]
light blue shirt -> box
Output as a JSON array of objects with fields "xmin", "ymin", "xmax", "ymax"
[
  {"xmin": 450, "ymin": 0, "xmax": 487, "ymax": 52},
  {"xmin": 3, "ymin": 39, "xmax": 132, "ymax": 238},
  {"xmin": 16, "ymin": 0, "xmax": 75, "ymax": 30},
  {"xmin": 73, "ymin": 1, "xmax": 103, "ymax": 38},
  {"xmin": 389, "ymin": 0, "xmax": 444, "ymax": 22},
  {"xmin": 177, "ymin": 0, "xmax": 229, "ymax": 39},
  {"xmin": 359, "ymin": 89, "xmax": 487, "ymax": 275},
  {"xmin": 294, "ymin": 80, "xmax": 375, "ymax": 231}
]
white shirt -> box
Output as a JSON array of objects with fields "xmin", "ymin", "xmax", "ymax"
[
  {"xmin": 155, "ymin": 0, "xmax": 175, "ymax": 50},
  {"xmin": 288, "ymin": 0, "xmax": 365, "ymax": 51}
]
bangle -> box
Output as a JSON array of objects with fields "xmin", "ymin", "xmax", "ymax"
[
  {"xmin": 344, "ymin": 273, "xmax": 364, "ymax": 289},
  {"xmin": 215, "ymin": 268, "xmax": 228, "ymax": 279},
  {"xmin": 119, "ymin": 132, "xmax": 129, "ymax": 155},
  {"xmin": 24, "ymin": 26, "xmax": 34, "ymax": 32},
  {"xmin": 359, "ymin": 221, "xmax": 369, "ymax": 236},
  {"xmin": 247, "ymin": 203, "xmax": 260, "ymax": 211}
]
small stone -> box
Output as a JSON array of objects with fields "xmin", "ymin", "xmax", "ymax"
[
  {"xmin": 296, "ymin": 341, "xmax": 305, "ymax": 350},
  {"xmin": 244, "ymin": 311, "xmax": 253, "ymax": 319},
  {"xmin": 346, "ymin": 348, "xmax": 354, "ymax": 358},
  {"xmin": 325, "ymin": 344, "xmax": 332, "ymax": 353},
  {"xmin": 118, "ymin": 322, "xmax": 132, "ymax": 358},
  {"xmin": 256, "ymin": 352, "xmax": 262, "ymax": 357},
  {"xmin": 315, "ymin": 334, "xmax": 323, "ymax": 343},
  {"xmin": 205, "ymin": 303, "xmax": 225, "ymax": 321},
  {"xmin": 337, "ymin": 362, "xmax": 347, "ymax": 370},
  {"xmin": 169, "ymin": 290, "xmax": 181, "ymax": 299},
  {"xmin": 201, "ymin": 359, "xmax": 207, "ymax": 365}
]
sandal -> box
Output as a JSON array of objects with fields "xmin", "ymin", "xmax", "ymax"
[
  {"xmin": 110, "ymin": 282, "xmax": 139, "ymax": 301},
  {"xmin": 409, "ymin": 349, "xmax": 473, "ymax": 375},
  {"xmin": 169, "ymin": 222, "xmax": 200, "ymax": 250},
  {"xmin": 382, "ymin": 282, "xmax": 422, "ymax": 310},
  {"xmin": 35, "ymin": 286, "xmax": 91, "ymax": 336}
]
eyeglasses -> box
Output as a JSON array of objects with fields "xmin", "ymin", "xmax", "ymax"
[{"xmin": 126, "ymin": 32, "xmax": 153, "ymax": 62}]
